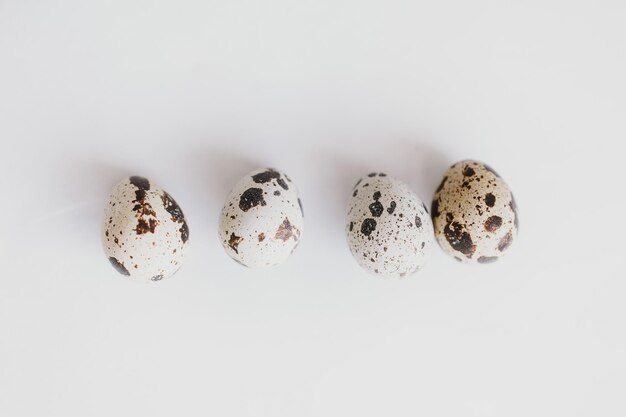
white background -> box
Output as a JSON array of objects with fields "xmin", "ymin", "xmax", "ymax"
[{"xmin": 0, "ymin": 1, "xmax": 624, "ymax": 416}]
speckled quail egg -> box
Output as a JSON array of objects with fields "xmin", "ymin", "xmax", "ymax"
[
  {"xmin": 102, "ymin": 176, "xmax": 189, "ymax": 282},
  {"xmin": 431, "ymin": 160, "xmax": 518, "ymax": 264},
  {"xmin": 219, "ymin": 168, "xmax": 304, "ymax": 268},
  {"xmin": 346, "ymin": 173, "xmax": 433, "ymax": 278}
]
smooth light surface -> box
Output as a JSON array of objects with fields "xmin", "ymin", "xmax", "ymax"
[{"xmin": 0, "ymin": 1, "xmax": 623, "ymax": 416}]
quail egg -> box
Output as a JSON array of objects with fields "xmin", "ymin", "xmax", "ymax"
[
  {"xmin": 102, "ymin": 176, "xmax": 189, "ymax": 282},
  {"xmin": 219, "ymin": 168, "xmax": 304, "ymax": 268},
  {"xmin": 346, "ymin": 173, "xmax": 433, "ymax": 278},
  {"xmin": 431, "ymin": 160, "xmax": 518, "ymax": 264}
]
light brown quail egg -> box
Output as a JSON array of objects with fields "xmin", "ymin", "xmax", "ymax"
[{"xmin": 431, "ymin": 160, "xmax": 518, "ymax": 264}]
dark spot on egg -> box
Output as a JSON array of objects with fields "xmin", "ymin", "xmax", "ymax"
[
  {"xmin": 387, "ymin": 201, "xmax": 396, "ymax": 214},
  {"xmin": 463, "ymin": 166, "xmax": 475, "ymax": 177},
  {"xmin": 485, "ymin": 193, "xmax": 496, "ymax": 207},
  {"xmin": 132, "ymin": 202, "xmax": 156, "ymax": 218},
  {"xmin": 129, "ymin": 175, "xmax": 150, "ymax": 194},
  {"xmin": 151, "ymin": 274, "xmax": 164, "ymax": 281},
  {"xmin": 129, "ymin": 176, "xmax": 160, "ymax": 234},
  {"xmin": 415, "ymin": 215, "xmax": 422, "ymax": 228},
  {"xmin": 360, "ymin": 218, "xmax": 377, "ymax": 236},
  {"xmin": 179, "ymin": 223, "xmax": 189, "ymax": 243},
  {"xmin": 228, "ymin": 233, "xmax": 243, "ymax": 254},
  {"xmin": 161, "ymin": 192, "xmax": 184, "ymax": 222},
  {"xmin": 478, "ymin": 256, "xmax": 498, "ymax": 264},
  {"xmin": 275, "ymin": 218, "xmax": 300, "ymax": 242},
  {"xmin": 276, "ymin": 178, "xmax": 289, "ymax": 190},
  {"xmin": 368, "ymin": 191, "xmax": 384, "ymax": 217},
  {"xmin": 443, "ymin": 213, "xmax": 476, "ymax": 258},
  {"xmin": 129, "ymin": 177, "xmax": 154, "ymax": 214},
  {"xmin": 497, "ymin": 230, "xmax": 513, "ymax": 252},
  {"xmin": 135, "ymin": 218, "xmax": 159, "ymax": 235},
  {"xmin": 258, "ymin": 233, "xmax": 266, "ymax": 242},
  {"xmin": 239, "ymin": 188, "xmax": 266, "ymax": 211},
  {"xmin": 109, "ymin": 257, "xmax": 130, "ymax": 276},
  {"xmin": 484, "ymin": 216, "xmax": 503, "ymax": 232},
  {"xmin": 369, "ymin": 201, "xmax": 384, "ymax": 217},
  {"xmin": 252, "ymin": 169, "xmax": 289, "ymax": 190}
]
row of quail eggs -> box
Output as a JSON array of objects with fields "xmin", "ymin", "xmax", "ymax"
[{"xmin": 102, "ymin": 161, "xmax": 517, "ymax": 282}]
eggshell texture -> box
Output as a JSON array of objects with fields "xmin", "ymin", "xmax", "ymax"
[
  {"xmin": 219, "ymin": 168, "xmax": 304, "ymax": 268},
  {"xmin": 102, "ymin": 176, "xmax": 189, "ymax": 282},
  {"xmin": 431, "ymin": 160, "xmax": 518, "ymax": 264},
  {"xmin": 346, "ymin": 173, "xmax": 433, "ymax": 278}
]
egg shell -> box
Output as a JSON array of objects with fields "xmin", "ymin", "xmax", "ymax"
[
  {"xmin": 102, "ymin": 176, "xmax": 189, "ymax": 282},
  {"xmin": 219, "ymin": 168, "xmax": 304, "ymax": 268},
  {"xmin": 431, "ymin": 160, "xmax": 518, "ymax": 264},
  {"xmin": 346, "ymin": 173, "xmax": 433, "ymax": 278}
]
